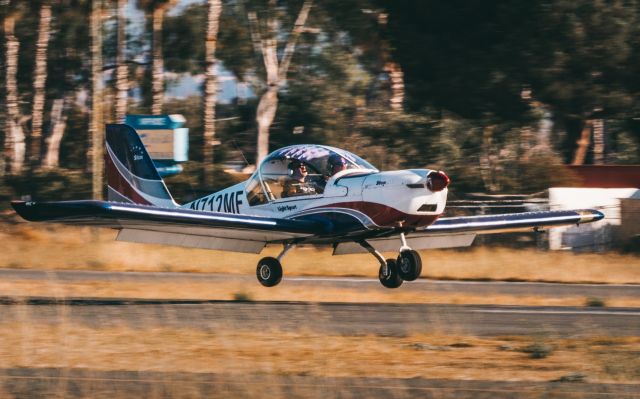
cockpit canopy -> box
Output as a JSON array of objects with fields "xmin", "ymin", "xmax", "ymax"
[{"xmin": 246, "ymin": 145, "xmax": 378, "ymax": 206}]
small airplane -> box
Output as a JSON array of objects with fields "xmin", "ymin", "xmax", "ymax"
[{"xmin": 12, "ymin": 124, "xmax": 604, "ymax": 288}]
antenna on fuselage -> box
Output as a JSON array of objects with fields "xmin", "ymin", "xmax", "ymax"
[{"xmin": 231, "ymin": 138, "xmax": 251, "ymax": 170}]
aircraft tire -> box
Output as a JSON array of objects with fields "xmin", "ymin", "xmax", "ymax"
[
  {"xmin": 379, "ymin": 259, "xmax": 403, "ymax": 289},
  {"xmin": 256, "ymin": 257, "xmax": 283, "ymax": 287},
  {"xmin": 397, "ymin": 250, "xmax": 422, "ymax": 281}
]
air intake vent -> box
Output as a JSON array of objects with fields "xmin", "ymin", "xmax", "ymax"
[{"xmin": 417, "ymin": 204, "xmax": 437, "ymax": 212}]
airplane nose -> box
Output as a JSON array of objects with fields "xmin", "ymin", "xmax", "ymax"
[{"xmin": 427, "ymin": 171, "xmax": 450, "ymax": 192}]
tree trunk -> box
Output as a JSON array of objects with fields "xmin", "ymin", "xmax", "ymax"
[
  {"xmin": 115, "ymin": 0, "xmax": 128, "ymax": 123},
  {"xmin": 151, "ymin": 5, "xmax": 165, "ymax": 115},
  {"xmin": 592, "ymin": 118, "xmax": 604, "ymax": 164},
  {"xmin": 3, "ymin": 13, "xmax": 26, "ymax": 175},
  {"xmin": 252, "ymin": 0, "xmax": 313, "ymax": 166},
  {"xmin": 203, "ymin": 0, "xmax": 222, "ymax": 188},
  {"xmin": 572, "ymin": 120, "xmax": 592, "ymax": 165},
  {"xmin": 30, "ymin": 0, "xmax": 52, "ymax": 166},
  {"xmin": 255, "ymin": 86, "xmax": 278, "ymax": 164},
  {"xmin": 43, "ymin": 98, "xmax": 67, "ymax": 169},
  {"xmin": 479, "ymin": 125, "xmax": 499, "ymax": 193},
  {"xmin": 384, "ymin": 61, "xmax": 404, "ymax": 112},
  {"xmin": 90, "ymin": 0, "xmax": 104, "ymax": 200}
]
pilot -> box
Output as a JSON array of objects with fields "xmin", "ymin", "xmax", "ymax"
[
  {"xmin": 327, "ymin": 154, "xmax": 347, "ymax": 177},
  {"xmin": 283, "ymin": 160, "xmax": 317, "ymax": 197}
]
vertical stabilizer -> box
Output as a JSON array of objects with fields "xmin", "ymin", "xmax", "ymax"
[{"xmin": 105, "ymin": 124, "xmax": 178, "ymax": 208}]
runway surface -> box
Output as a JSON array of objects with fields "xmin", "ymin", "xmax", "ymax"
[
  {"xmin": 1, "ymin": 268, "xmax": 639, "ymax": 336},
  {"xmin": 1, "ymin": 368, "xmax": 639, "ymax": 399},
  {"xmin": 1, "ymin": 297, "xmax": 639, "ymax": 337},
  {"xmin": 2, "ymin": 268, "xmax": 640, "ymax": 298},
  {"xmin": 1, "ymin": 269, "xmax": 639, "ymax": 398}
]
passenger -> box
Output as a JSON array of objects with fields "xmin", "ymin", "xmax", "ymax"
[
  {"xmin": 282, "ymin": 160, "xmax": 317, "ymax": 197},
  {"xmin": 327, "ymin": 154, "xmax": 347, "ymax": 178}
]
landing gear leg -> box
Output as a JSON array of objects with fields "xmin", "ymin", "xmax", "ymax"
[
  {"xmin": 358, "ymin": 240, "xmax": 402, "ymax": 289},
  {"xmin": 396, "ymin": 232, "xmax": 422, "ymax": 281},
  {"xmin": 256, "ymin": 243, "xmax": 295, "ymax": 287}
]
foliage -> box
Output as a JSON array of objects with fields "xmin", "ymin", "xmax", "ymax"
[
  {"xmin": 585, "ymin": 297, "xmax": 606, "ymax": 307},
  {"xmin": 520, "ymin": 341, "xmax": 554, "ymax": 359},
  {"xmin": 2, "ymin": 0, "xmax": 640, "ymax": 197},
  {"xmin": 1, "ymin": 169, "xmax": 92, "ymax": 204}
]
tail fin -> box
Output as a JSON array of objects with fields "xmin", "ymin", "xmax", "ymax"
[{"xmin": 105, "ymin": 124, "xmax": 178, "ymax": 208}]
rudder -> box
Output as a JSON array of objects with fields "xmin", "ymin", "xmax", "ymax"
[{"xmin": 105, "ymin": 124, "xmax": 177, "ymax": 207}]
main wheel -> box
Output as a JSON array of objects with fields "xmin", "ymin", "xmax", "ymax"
[
  {"xmin": 397, "ymin": 250, "xmax": 422, "ymax": 281},
  {"xmin": 256, "ymin": 257, "xmax": 283, "ymax": 287},
  {"xmin": 379, "ymin": 259, "xmax": 403, "ymax": 289}
]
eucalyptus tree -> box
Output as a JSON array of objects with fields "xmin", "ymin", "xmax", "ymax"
[
  {"xmin": 2, "ymin": 0, "xmax": 26, "ymax": 174},
  {"xmin": 203, "ymin": 0, "xmax": 222, "ymax": 186},
  {"xmin": 29, "ymin": 0, "xmax": 52, "ymax": 166},
  {"xmin": 43, "ymin": 0, "xmax": 93, "ymax": 170},
  {"xmin": 90, "ymin": 0, "xmax": 104, "ymax": 198},
  {"xmin": 247, "ymin": 0, "xmax": 313, "ymax": 166},
  {"xmin": 136, "ymin": 0, "xmax": 177, "ymax": 114},
  {"xmin": 115, "ymin": 0, "xmax": 127, "ymax": 122}
]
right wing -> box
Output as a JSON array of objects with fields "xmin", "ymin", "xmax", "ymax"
[
  {"xmin": 333, "ymin": 209, "xmax": 604, "ymax": 254},
  {"xmin": 425, "ymin": 209, "xmax": 604, "ymax": 235}
]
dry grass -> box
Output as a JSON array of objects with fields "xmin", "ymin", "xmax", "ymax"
[
  {"xmin": 2, "ymin": 221, "xmax": 639, "ymax": 284},
  {"xmin": 0, "ymin": 321, "xmax": 638, "ymax": 383},
  {"xmin": 1, "ymin": 278, "xmax": 640, "ymax": 307}
]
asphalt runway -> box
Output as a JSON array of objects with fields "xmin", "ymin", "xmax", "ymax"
[
  {"xmin": 2, "ymin": 268, "xmax": 640, "ymax": 298},
  {"xmin": 1, "ymin": 268, "xmax": 639, "ymax": 336},
  {"xmin": 1, "ymin": 297, "xmax": 639, "ymax": 337},
  {"xmin": 1, "ymin": 269, "xmax": 639, "ymax": 398},
  {"xmin": 1, "ymin": 368, "xmax": 639, "ymax": 399}
]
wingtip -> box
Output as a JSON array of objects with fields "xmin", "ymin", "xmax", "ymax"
[
  {"xmin": 593, "ymin": 210, "xmax": 605, "ymax": 221},
  {"xmin": 578, "ymin": 209, "xmax": 605, "ymax": 223}
]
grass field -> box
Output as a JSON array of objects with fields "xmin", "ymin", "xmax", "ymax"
[
  {"xmin": 0, "ymin": 321, "xmax": 638, "ymax": 383},
  {"xmin": 2, "ymin": 220, "xmax": 639, "ymax": 284},
  {"xmin": 1, "ymin": 218, "xmax": 639, "ymax": 389}
]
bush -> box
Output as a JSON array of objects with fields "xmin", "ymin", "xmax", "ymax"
[
  {"xmin": 586, "ymin": 297, "xmax": 606, "ymax": 307},
  {"xmin": 521, "ymin": 342, "xmax": 554, "ymax": 359},
  {"xmin": 232, "ymin": 291, "xmax": 253, "ymax": 302}
]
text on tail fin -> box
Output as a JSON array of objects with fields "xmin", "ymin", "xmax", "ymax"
[{"xmin": 105, "ymin": 124, "xmax": 177, "ymax": 207}]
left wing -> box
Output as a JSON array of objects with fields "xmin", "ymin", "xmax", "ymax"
[
  {"xmin": 11, "ymin": 200, "xmax": 330, "ymax": 254},
  {"xmin": 425, "ymin": 209, "xmax": 604, "ymax": 234},
  {"xmin": 333, "ymin": 209, "xmax": 604, "ymax": 254}
]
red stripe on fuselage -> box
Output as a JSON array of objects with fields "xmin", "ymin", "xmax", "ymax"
[
  {"xmin": 317, "ymin": 201, "xmax": 439, "ymax": 227},
  {"xmin": 105, "ymin": 152, "xmax": 152, "ymax": 205}
]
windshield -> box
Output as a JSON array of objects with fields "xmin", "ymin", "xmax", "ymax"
[
  {"xmin": 268, "ymin": 145, "xmax": 378, "ymax": 175},
  {"xmin": 251, "ymin": 145, "xmax": 378, "ymax": 201}
]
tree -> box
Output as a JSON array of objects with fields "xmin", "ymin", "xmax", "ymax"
[
  {"xmin": 2, "ymin": 2, "xmax": 26, "ymax": 174},
  {"xmin": 203, "ymin": 0, "xmax": 222, "ymax": 187},
  {"xmin": 43, "ymin": 0, "xmax": 92, "ymax": 169},
  {"xmin": 29, "ymin": 0, "xmax": 52, "ymax": 166},
  {"xmin": 115, "ymin": 0, "xmax": 128, "ymax": 122},
  {"xmin": 248, "ymin": 0, "xmax": 313, "ymax": 166},
  {"xmin": 136, "ymin": 0, "xmax": 177, "ymax": 114},
  {"xmin": 90, "ymin": 0, "xmax": 104, "ymax": 199}
]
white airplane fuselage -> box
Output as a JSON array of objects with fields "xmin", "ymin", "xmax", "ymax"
[{"xmin": 183, "ymin": 169, "xmax": 448, "ymax": 230}]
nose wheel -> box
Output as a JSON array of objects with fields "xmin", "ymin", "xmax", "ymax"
[
  {"xmin": 359, "ymin": 232, "xmax": 424, "ymax": 289},
  {"xmin": 379, "ymin": 259, "xmax": 403, "ymax": 288},
  {"xmin": 397, "ymin": 250, "xmax": 422, "ymax": 281}
]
